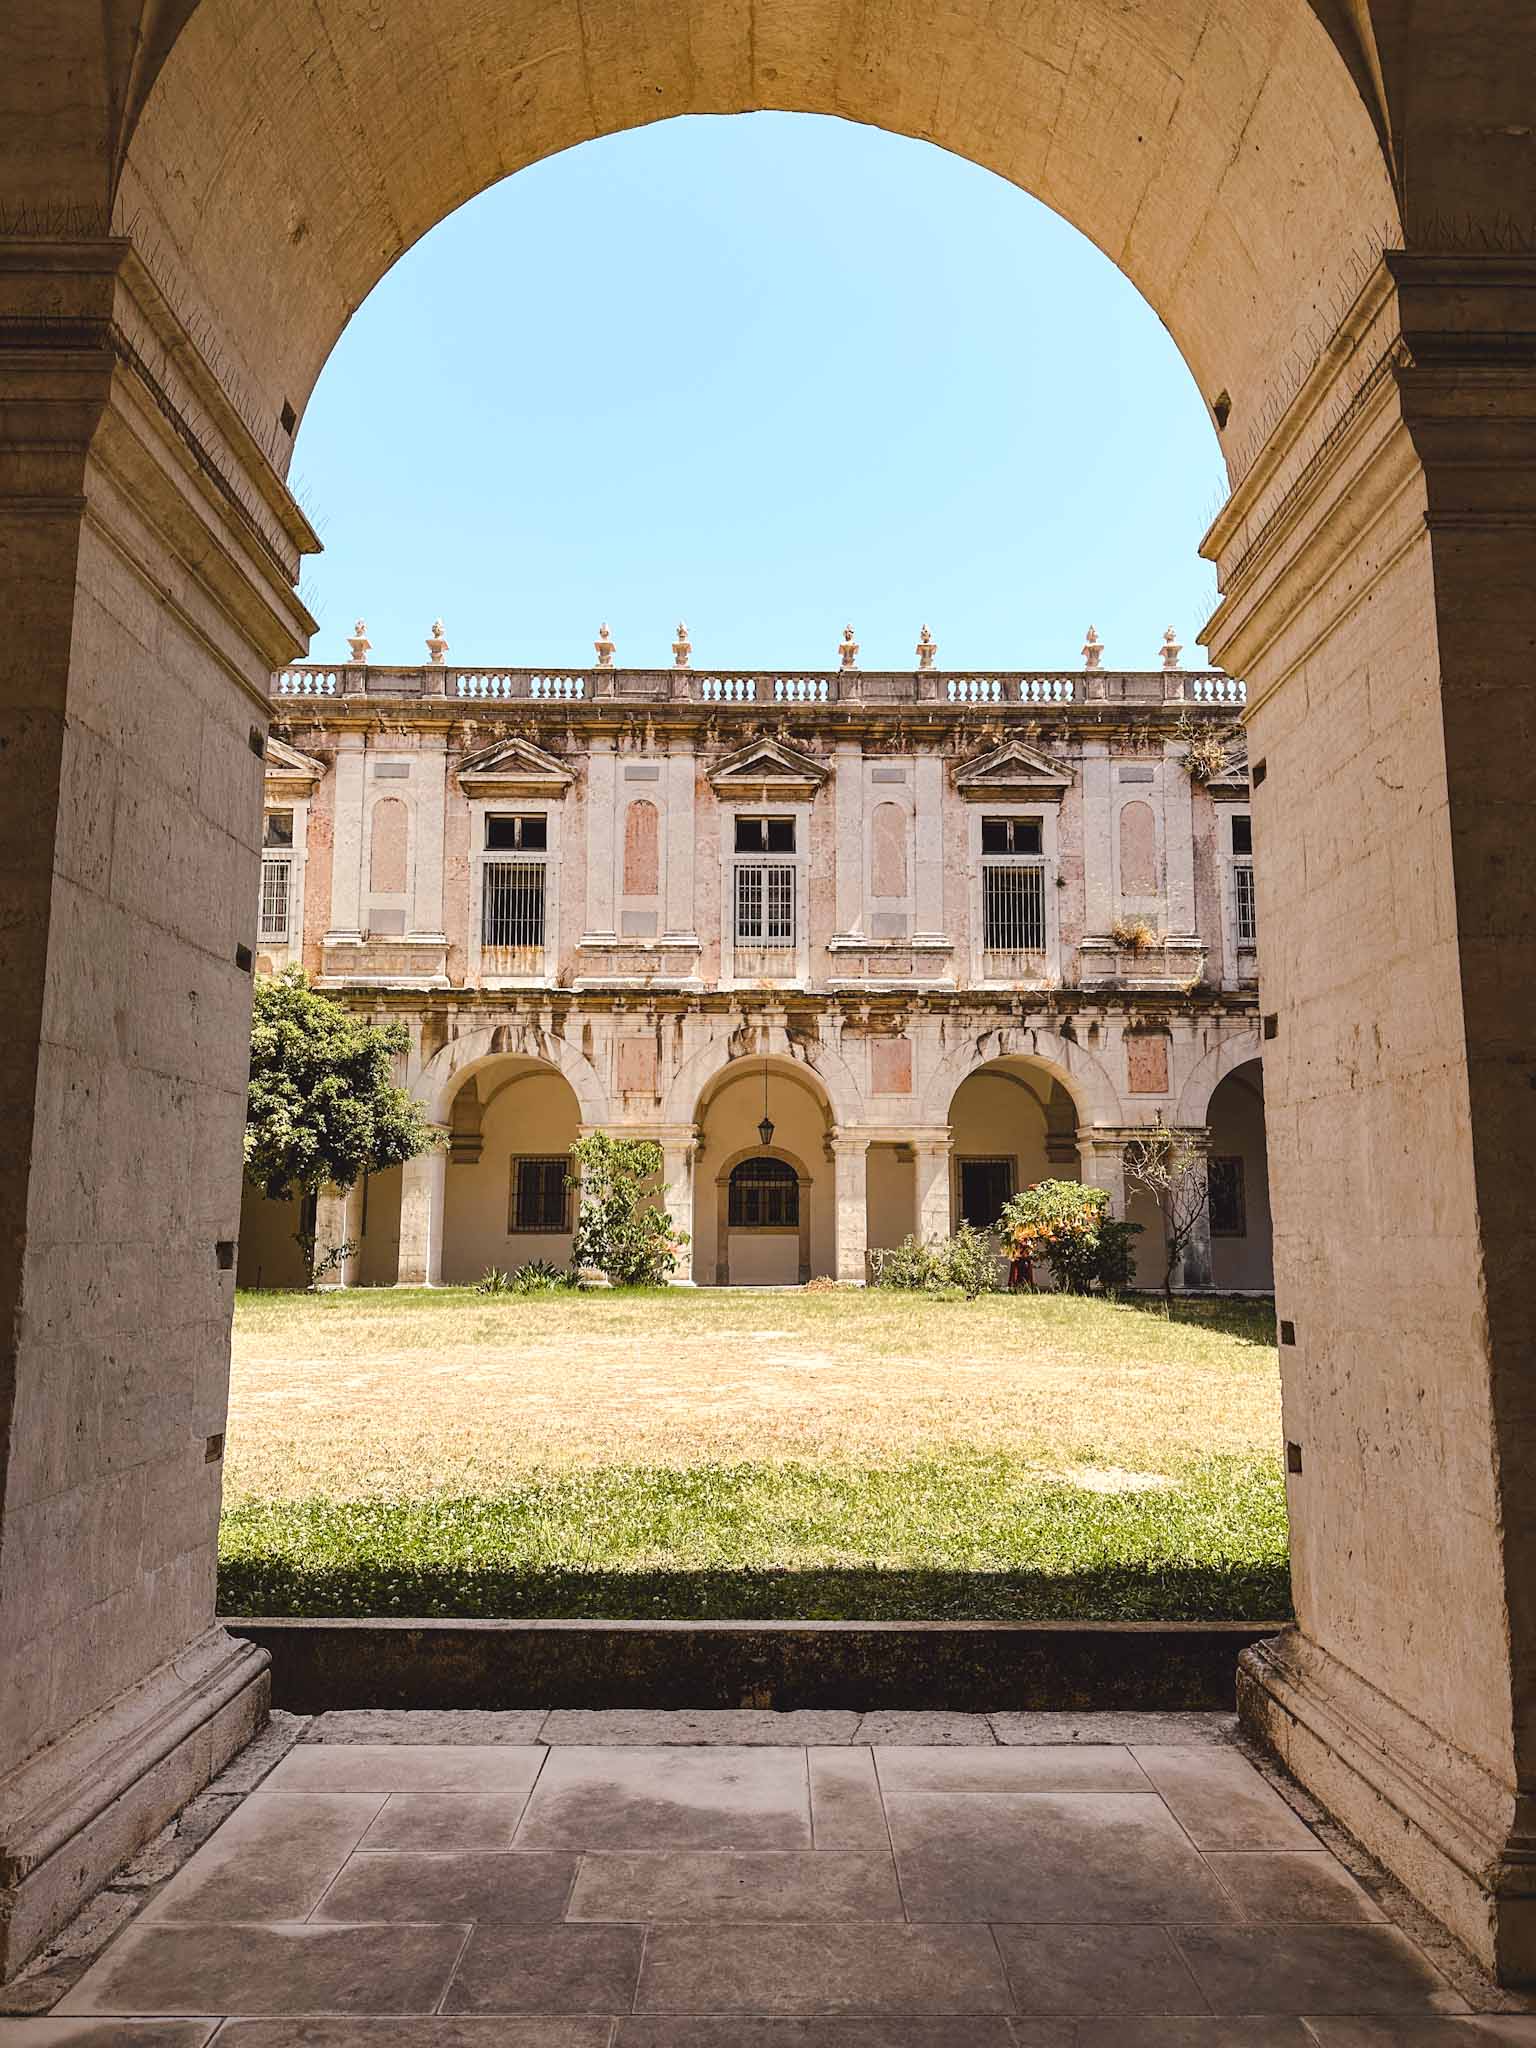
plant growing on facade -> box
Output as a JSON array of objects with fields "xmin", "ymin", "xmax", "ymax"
[
  {"xmin": 568, "ymin": 1132, "xmax": 687, "ymax": 1286},
  {"xmin": 1110, "ymin": 915, "xmax": 1160, "ymax": 954},
  {"xmin": 244, "ymin": 967, "xmax": 440, "ymax": 1285},
  {"xmin": 1172, "ymin": 710, "xmax": 1245, "ymax": 785},
  {"xmin": 1124, "ymin": 1121, "xmax": 1210, "ymax": 1312},
  {"xmin": 1000, "ymin": 1179, "xmax": 1137, "ymax": 1294}
]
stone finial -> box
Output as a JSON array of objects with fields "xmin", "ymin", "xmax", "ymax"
[
  {"xmin": 915, "ymin": 624, "xmax": 937, "ymax": 671},
  {"xmin": 1159, "ymin": 625, "xmax": 1183, "ymax": 671},
  {"xmin": 426, "ymin": 618, "xmax": 449, "ymax": 664},
  {"xmin": 672, "ymin": 621, "xmax": 692, "ymax": 670},
  {"xmin": 1082, "ymin": 625, "xmax": 1103, "ymax": 671},
  {"xmin": 595, "ymin": 622, "xmax": 615, "ymax": 668},
  {"xmin": 347, "ymin": 618, "xmax": 371, "ymax": 664},
  {"xmin": 839, "ymin": 624, "xmax": 860, "ymax": 671}
]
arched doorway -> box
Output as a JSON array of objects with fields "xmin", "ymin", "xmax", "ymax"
[
  {"xmin": 947, "ymin": 1059, "xmax": 1081, "ymax": 1237},
  {"xmin": 439, "ymin": 1059, "xmax": 582, "ymax": 1285},
  {"xmin": 693, "ymin": 1058, "xmax": 836, "ymax": 1283},
  {"xmin": 1206, "ymin": 1059, "xmax": 1273, "ymax": 1293}
]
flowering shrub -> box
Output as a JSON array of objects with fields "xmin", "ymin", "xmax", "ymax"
[{"xmin": 1000, "ymin": 1180, "xmax": 1139, "ymax": 1295}]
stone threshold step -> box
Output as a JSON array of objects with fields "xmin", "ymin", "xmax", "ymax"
[{"xmin": 221, "ymin": 1616, "xmax": 1280, "ymax": 1715}]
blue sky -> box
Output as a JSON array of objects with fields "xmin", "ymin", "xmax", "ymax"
[{"xmin": 292, "ymin": 113, "xmax": 1227, "ymax": 676}]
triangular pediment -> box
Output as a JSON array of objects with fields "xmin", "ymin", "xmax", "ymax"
[
  {"xmin": 707, "ymin": 737, "xmax": 829, "ymax": 800},
  {"xmin": 952, "ymin": 739, "xmax": 1073, "ymax": 801},
  {"xmin": 264, "ymin": 736, "xmax": 325, "ymax": 791},
  {"xmin": 457, "ymin": 735, "xmax": 575, "ymax": 796}
]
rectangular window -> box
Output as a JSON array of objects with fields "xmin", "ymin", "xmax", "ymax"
[
  {"xmin": 981, "ymin": 816, "xmax": 1042, "ymax": 856},
  {"xmin": 735, "ymin": 863, "xmax": 796, "ymax": 947},
  {"xmin": 983, "ymin": 864, "xmax": 1046, "ymax": 951},
  {"xmin": 258, "ymin": 856, "xmax": 292, "ymax": 940},
  {"xmin": 1233, "ymin": 863, "xmax": 1257, "ymax": 946},
  {"xmin": 263, "ymin": 810, "xmax": 294, "ymax": 849},
  {"xmin": 486, "ymin": 813, "xmax": 548, "ymax": 851},
  {"xmin": 958, "ymin": 1157, "xmax": 1014, "ymax": 1230},
  {"xmin": 509, "ymin": 1155, "xmax": 570, "ymax": 1232},
  {"xmin": 1231, "ymin": 814, "xmax": 1253, "ymax": 856},
  {"xmin": 735, "ymin": 815, "xmax": 796, "ymax": 854},
  {"xmin": 482, "ymin": 860, "xmax": 546, "ymax": 948},
  {"xmin": 1210, "ymin": 1156, "xmax": 1247, "ymax": 1237}
]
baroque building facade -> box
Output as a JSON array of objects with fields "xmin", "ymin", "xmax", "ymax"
[{"xmin": 241, "ymin": 626, "xmax": 1271, "ymax": 1293}]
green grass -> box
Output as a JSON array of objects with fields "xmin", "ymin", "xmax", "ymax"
[{"xmin": 218, "ymin": 1450, "xmax": 1291, "ymax": 1622}]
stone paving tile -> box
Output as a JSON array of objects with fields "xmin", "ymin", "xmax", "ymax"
[
  {"xmin": 443, "ymin": 1924, "xmax": 646, "ymax": 2015},
  {"xmin": 304, "ymin": 1711, "xmax": 552, "ymax": 1746},
  {"xmin": 1204, "ymin": 1851, "xmax": 1385, "ymax": 1922},
  {"xmin": 991, "ymin": 1715, "xmax": 1240, "ymax": 1747},
  {"xmin": 264, "ymin": 1745, "xmax": 548, "ymax": 1797},
  {"xmin": 992, "ymin": 1923, "xmax": 1210, "ymax": 2015},
  {"xmin": 618, "ymin": 2022, "xmax": 1017, "ymax": 2045},
  {"xmin": 873, "ymin": 1746, "xmax": 1149, "ymax": 1796},
  {"xmin": 885, "ymin": 1792, "xmax": 1237, "ymax": 1923},
  {"xmin": 1130, "ymin": 1749, "xmax": 1320, "ymax": 1852},
  {"xmin": 541, "ymin": 1711, "xmax": 861, "ymax": 1746},
  {"xmin": 139, "ymin": 1794, "xmax": 385, "ymax": 1923},
  {"xmin": 1303, "ymin": 2022, "xmax": 1536, "ymax": 2043},
  {"xmin": 808, "ymin": 1749, "xmax": 889, "ymax": 1850},
  {"xmin": 57, "ymin": 1922, "xmax": 470, "ymax": 2018},
  {"xmin": 854, "ymin": 1714, "xmax": 996, "ymax": 1746},
  {"xmin": 517, "ymin": 1747, "xmax": 811, "ymax": 1851},
  {"xmin": 0, "ymin": 2026, "xmax": 218, "ymax": 2046},
  {"xmin": 215, "ymin": 2023, "xmax": 613, "ymax": 2044},
  {"xmin": 1172, "ymin": 1925, "xmax": 1468, "ymax": 2014},
  {"xmin": 313, "ymin": 1849, "xmax": 580, "ymax": 1923},
  {"xmin": 568, "ymin": 1849, "xmax": 904, "ymax": 1921},
  {"xmin": 1011, "ymin": 2024, "xmax": 1311, "ymax": 2045},
  {"xmin": 637, "ymin": 1922, "xmax": 1012, "ymax": 2014},
  {"xmin": 358, "ymin": 1793, "xmax": 539, "ymax": 1851}
]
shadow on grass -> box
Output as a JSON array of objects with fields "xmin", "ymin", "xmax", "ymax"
[{"xmin": 1112, "ymin": 1294, "xmax": 1277, "ymax": 1346}]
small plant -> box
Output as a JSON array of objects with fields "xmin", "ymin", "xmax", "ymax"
[
  {"xmin": 475, "ymin": 1267, "xmax": 515, "ymax": 1295},
  {"xmin": 1110, "ymin": 915, "xmax": 1160, "ymax": 955},
  {"xmin": 477, "ymin": 1260, "xmax": 576, "ymax": 1296},
  {"xmin": 943, "ymin": 1222, "xmax": 1005, "ymax": 1299},
  {"xmin": 1173, "ymin": 710, "xmax": 1244, "ymax": 785},
  {"xmin": 569, "ymin": 1132, "xmax": 688, "ymax": 1287},
  {"xmin": 869, "ymin": 1236, "xmax": 946, "ymax": 1291},
  {"xmin": 869, "ymin": 1228, "xmax": 1003, "ymax": 1298}
]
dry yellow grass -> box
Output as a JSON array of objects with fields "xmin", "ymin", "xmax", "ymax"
[{"xmin": 228, "ymin": 1288, "xmax": 1281, "ymax": 1501}]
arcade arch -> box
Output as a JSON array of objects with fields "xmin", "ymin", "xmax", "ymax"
[{"xmin": 692, "ymin": 1057, "xmax": 837, "ymax": 1285}]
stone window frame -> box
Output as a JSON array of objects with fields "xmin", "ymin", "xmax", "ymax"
[
  {"xmin": 718, "ymin": 799, "xmax": 813, "ymax": 990},
  {"xmin": 712, "ymin": 1143, "xmax": 813, "ymax": 1284},
  {"xmin": 467, "ymin": 796, "xmax": 564, "ymax": 990},
  {"xmin": 1213, "ymin": 799, "xmax": 1257, "ymax": 989},
  {"xmin": 966, "ymin": 802, "xmax": 1061, "ymax": 987},
  {"xmin": 507, "ymin": 1153, "xmax": 573, "ymax": 1235},
  {"xmin": 258, "ymin": 798, "xmax": 309, "ymax": 966},
  {"xmin": 953, "ymin": 1153, "xmax": 1017, "ymax": 1232}
]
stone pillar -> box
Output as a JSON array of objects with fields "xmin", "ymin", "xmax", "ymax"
[
  {"xmin": 1204, "ymin": 252, "xmax": 1536, "ymax": 1981},
  {"xmin": 657, "ymin": 1126, "xmax": 697, "ymax": 1285},
  {"xmin": 313, "ymin": 1182, "xmax": 365, "ymax": 1287},
  {"xmin": 1080, "ymin": 741, "xmax": 1113, "ymax": 938},
  {"xmin": 831, "ymin": 1132, "xmax": 870, "ymax": 1284},
  {"xmin": 832, "ymin": 738, "xmax": 864, "ymax": 940},
  {"xmin": 584, "ymin": 740, "xmax": 617, "ymax": 942},
  {"xmin": 913, "ymin": 1134, "xmax": 953, "ymax": 1242},
  {"xmin": 664, "ymin": 742, "xmax": 697, "ymax": 941},
  {"xmin": 396, "ymin": 1143, "xmax": 448, "ymax": 1285},
  {"xmin": 324, "ymin": 731, "xmax": 367, "ymax": 943},
  {"xmin": 913, "ymin": 750, "xmax": 946, "ymax": 943},
  {"xmin": 0, "ymin": 241, "xmax": 315, "ymax": 1972},
  {"xmin": 1077, "ymin": 1133, "xmax": 1128, "ymax": 1218},
  {"xmin": 410, "ymin": 730, "xmax": 448, "ymax": 940}
]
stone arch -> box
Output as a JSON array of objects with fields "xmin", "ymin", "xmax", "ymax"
[
  {"xmin": 1175, "ymin": 1027, "xmax": 1265, "ymax": 1125},
  {"xmin": 917, "ymin": 1025, "xmax": 1121, "ymax": 1130},
  {"xmin": 713, "ymin": 1143, "xmax": 814, "ymax": 1286},
  {"xmin": 662, "ymin": 1030, "xmax": 865, "ymax": 1128},
  {"xmin": 417, "ymin": 1023, "xmax": 611, "ymax": 1126},
  {"xmin": 114, "ymin": 3, "xmax": 1398, "ymax": 478}
]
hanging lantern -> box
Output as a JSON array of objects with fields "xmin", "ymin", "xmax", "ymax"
[{"xmin": 758, "ymin": 1056, "xmax": 775, "ymax": 1150}]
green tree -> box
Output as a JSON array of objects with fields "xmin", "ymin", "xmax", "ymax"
[
  {"xmin": 245, "ymin": 968, "xmax": 439, "ymax": 1283},
  {"xmin": 569, "ymin": 1132, "xmax": 687, "ymax": 1286},
  {"xmin": 1000, "ymin": 1179, "xmax": 1139, "ymax": 1295}
]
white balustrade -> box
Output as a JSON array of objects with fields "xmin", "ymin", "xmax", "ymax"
[
  {"xmin": 1188, "ymin": 677, "xmax": 1247, "ymax": 704},
  {"xmin": 275, "ymin": 668, "xmax": 339, "ymax": 695},
  {"xmin": 773, "ymin": 677, "xmax": 829, "ymax": 703},
  {"xmin": 946, "ymin": 678, "xmax": 1004, "ymax": 703},
  {"xmin": 1018, "ymin": 677, "xmax": 1078, "ymax": 704},
  {"xmin": 698, "ymin": 677, "xmax": 758, "ymax": 702},
  {"xmin": 454, "ymin": 672, "xmax": 519, "ymax": 699},
  {"xmin": 529, "ymin": 674, "xmax": 586, "ymax": 700}
]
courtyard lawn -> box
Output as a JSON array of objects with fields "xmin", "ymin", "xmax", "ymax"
[{"xmin": 220, "ymin": 1288, "xmax": 1290, "ymax": 1622}]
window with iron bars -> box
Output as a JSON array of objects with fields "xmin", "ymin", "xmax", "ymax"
[
  {"xmin": 482, "ymin": 860, "xmax": 546, "ymax": 949},
  {"xmin": 508, "ymin": 1155, "xmax": 570, "ymax": 1233},
  {"xmin": 735, "ymin": 862, "xmax": 795, "ymax": 948},
  {"xmin": 259, "ymin": 857, "xmax": 292, "ymax": 941},
  {"xmin": 1233, "ymin": 863, "xmax": 1257, "ymax": 946},
  {"xmin": 728, "ymin": 1156, "xmax": 800, "ymax": 1228},
  {"xmin": 982, "ymin": 863, "xmax": 1046, "ymax": 951}
]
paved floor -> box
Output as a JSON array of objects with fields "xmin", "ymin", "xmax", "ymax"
[{"xmin": 3, "ymin": 1712, "xmax": 1535, "ymax": 2046}]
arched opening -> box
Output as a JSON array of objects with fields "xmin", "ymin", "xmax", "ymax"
[
  {"xmin": 946, "ymin": 1058, "xmax": 1081, "ymax": 1238},
  {"xmin": 440, "ymin": 1058, "xmax": 583, "ymax": 1284},
  {"xmin": 1206, "ymin": 1057, "xmax": 1273, "ymax": 1293},
  {"xmin": 695, "ymin": 1058, "xmax": 835, "ymax": 1283}
]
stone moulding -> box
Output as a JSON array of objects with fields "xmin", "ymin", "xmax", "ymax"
[
  {"xmin": 1239, "ymin": 1628, "xmax": 1536, "ymax": 1981},
  {"xmin": 0, "ymin": 1624, "xmax": 269, "ymax": 1978}
]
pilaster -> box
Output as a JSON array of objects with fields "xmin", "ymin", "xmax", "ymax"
[
  {"xmin": 832, "ymin": 738, "xmax": 864, "ymax": 940},
  {"xmin": 912, "ymin": 1132, "xmax": 953, "ymax": 1242},
  {"xmin": 324, "ymin": 731, "xmax": 367, "ymax": 943},
  {"xmin": 830, "ymin": 1131, "xmax": 870, "ymax": 1284},
  {"xmin": 396, "ymin": 1142, "xmax": 449, "ymax": 1286}
]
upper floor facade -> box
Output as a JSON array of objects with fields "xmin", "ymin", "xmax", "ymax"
[{"xmin": 260, "ymin": 638, "xmax": 1258, "ymax": 1002}]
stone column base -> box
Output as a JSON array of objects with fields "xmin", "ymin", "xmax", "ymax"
[
  {"xmin": 0, "ymin": 1625, "xmax": 270, "ymax": 1978},
  {"xmin": 1239, "ymin": 1629, "xmax": 1536, "ymax": 1983}
]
